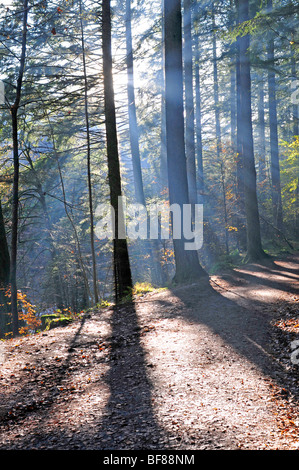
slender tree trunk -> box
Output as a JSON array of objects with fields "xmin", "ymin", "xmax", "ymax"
[
  {"xmin": 24, "ymin": 150, "xmax": 64, "ymax": 309},
  {"xmin": 211, "ymin": 6, "xmax": 230, "ymax": 253},
  {"xmin": 257, "ymin": 74, "xmax": 266, "ymax": 186},
  {"xmin": 0, "ymin": 200, "xmax": 10, "ymax": 334},
  {"xmin": 102, "ymin": 0, "xmax": 133, "ymax": 301},
  {"xmin": 10, "ymin": 0, "xmax": 28, "ymax": 337},
  {"xmin": 211, "ymin": 5, "xmax": 222, "ymax": 160},
  {"xmin": 234, "ymin": 5, "xmax": 247, "ymax": 252},
  {"xmin": 230, "ymin": 58, "xmax": 237, "ymax": 151},
  {"xmin": 160, "ymin": 0, "xmax": 168, "ymax": 193},
  {"xmin": 80, "ymin": 0, "xmax": 99, "ymax": 305},
  {"xmin": 183, "ymin": 0, "xmax": 197, "ymax": 207},
  {"xmin": 125, "ymin": 0, "xmax": 146, "ymax": 206},
  {"xmin": 291, "ymin": 42, "xmax": 299, "ymax": 137},
  {"xmin": 267, "ymin": 0, "xmax": 283, "ymax": 231},
  {"xmin": 229, "ymin": 0, "xmax": 237, "ymax": 152},
  {"xmin": 237, "ymin": 0, "xmax": 266, "ymax": 262},
  {"xmin": 164, "ymin": 0, "xmax": 207, "ymax": 283},
  {"xmin": 125, "ymin": 0, "xmax": 163, "ymax": 286},
  {"xmin": 220, "ymin": 162, "xmax": 229, "ymax": 254},
  {"xmin": 194, "ymin": 29, "xmax": 204, "ymax": 200}
]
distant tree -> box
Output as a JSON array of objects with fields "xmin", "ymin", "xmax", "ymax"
[
  {"xmin": 125, "ymin": 0, "xmax": 146, "ymax": 206},
  {"xmin": 79, "ymin": 0, "xmax": 99, "ymax": 305}
]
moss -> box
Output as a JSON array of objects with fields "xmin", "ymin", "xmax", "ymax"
[{"xmin": 41, "ymin": 314, "xmax": 73, "ymax": 331}]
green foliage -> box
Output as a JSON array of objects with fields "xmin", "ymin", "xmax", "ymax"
[{"xmin": 280, "ymin": 137, "xmax": 299, "ymax": 235}]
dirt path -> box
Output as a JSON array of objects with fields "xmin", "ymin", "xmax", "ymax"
[{"xmin": 0, "ymin": 255, "xmax": 298, "ymax": 450}]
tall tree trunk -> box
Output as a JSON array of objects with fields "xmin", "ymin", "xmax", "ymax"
[
  {"xmin": 102, "ymin": 0, "xmax": 133, "ymax": 301},
  {"xmin": 125, "ymin": 0, "xmax": 146, "ymax": 206},
  {"xmin": 126, "ymin": 0, "xmax": 163, "ymax": 286},
  {"xmin": 267, "ymin": 0, "xmax": 283, "ymax": 231},
  {"xmin": 183, "ymin": 0, "xmax": 197, "ymax": 206},
  {"xmin": 0, "ymin": 201, "xmax": 10, "ymax": 289},
  {"xmin": 237, "ymin": 0, "xmax": 266, "ymax": 262},
  {"xmin": 211, "ymin": 5, "xmax": 222, "ymax": 160},
  {"xmin": 194, "ymin": 28, "xmax": 204, "ymax": 200},
  {"xmin": 257, "ymin": 74, "xmax": 266, "ymax": 186},
  {"xmin": 212, "ymin": 5, "xmax": 229, "ymax": 253},
  {"xmin": 10, "ymin": 0, "xmax": 28, "ymax": 337},
  {"xmin": 163, "ymin": 0, "xmax": 207, "ymax": 283},
  {"xmin": 230, "ymin": 57, "xmax": 237, "ymax": 151},
  {"xmin": 80, "ymin": 0, "xmax": 99, "ymax": 305},
  {"xmin": 0, "ymin": 199, "xmax": 10, "ymax": 334},
  {"xmin": 229, "ymin": 0, "xmax": 237, "ymax": 152},
  {"xmin": 160, "ymin": 0, "xmax": 168, "ymax": 193},
  {"xmin": 291, "ymin": 42, "xmax": 299, "ymax": 137}
]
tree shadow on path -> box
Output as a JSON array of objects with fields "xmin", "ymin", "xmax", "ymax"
[
  {"xmin": 94, "ymin": 302, "xmax": 167, "ymax": 450},
  {"xmin": 160, "ymin": 256, "xmax": 299, "ymax": 396}
]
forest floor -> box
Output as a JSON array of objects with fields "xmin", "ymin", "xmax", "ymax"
[{"xmin": 0, "ymin": 254, "xmax": 299, "ymax": 451}]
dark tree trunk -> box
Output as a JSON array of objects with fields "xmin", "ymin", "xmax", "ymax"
[
  {"xmin": 267, "ymin": 0, "xmax": 283, "ymax": 231},
  {"xmin": 0, "ymin": 200, "xmax": 10, "ymax": 337},
  {"xmin": 102, "ymin": 0, "xmax": 133, "ymax": 301},
  {"xmin": 230, "ymin": 58, "xmax": 237, "ymax": 151},
  {"xmin": 160, "ymin": 0, "xmax": 168, "ymax": 193},
  {"xmin": 0, "ymin": 201, "xmax": 10, "ymax": 288},
  {"xmin": 163, "ymin": 0, "xmax": 207, "ymax": 283},
  {"xmin": 237, "ymin": 0, "xmax": 266, "ymax": 262},
  {"xmin": 235, "ymin": 33, "xmax": 247, "ymax": 251},
  {"xmin": 291, "ymin": 43, "xmax": 299, "ymax": 137},
  {"xmin": 211, "ymin": 6, "xmax": 222, "ymax": 159},
  {"xmin": 80, "ymin": 0, "xmax": 99, "ymax": 305},
  {"xmin": 10, "ymin": 0, "xmax": 28, "ymax": 337},
  {"xmin": 183, "ymin": 0, "xmax": 197, "ymax": 207},
  {"xmin": 257, "ymin": 74, "xmax": 266, "ymax": 186},
  {"xmin": 125, "ymin": 0, "xmax": 146, "ymax": 206},
  {"xmin": 194, "ymin": 29, "xmax": 204, "ymax": 200}
]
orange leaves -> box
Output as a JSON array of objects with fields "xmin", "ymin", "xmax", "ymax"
[{"xmin": 3, "ymin": 287, "xmax": 41, "ymax": 337}]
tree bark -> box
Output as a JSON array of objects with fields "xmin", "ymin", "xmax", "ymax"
[
  {"xmin": 102, "ymin": 0, "xmax": 133, "ymax": 301},
  {"xmin": 125, "ymin": 0, "xmax": 146, "ymax": 206},
  {"xmin": 237, "ymin": 0, "xmax": 266, "ymax": 262},
  {"xmin": 194, "ymin": 29, "xmax": 204, "ymax": 200},
  {"xmin": 163, "ymin": 0, "xmax": 207, "ymax": 283},
  {"xmin": 80, "ymin": 0, "xmax": 99, "ymax": 305},
  {"xmin": 291, "ymin": 42, "xmax": 298, "ymax": 137},
  {"xmin": 10, "ymin": 0, "xmax": 28, "ymax": 337},
  {"xmin": 211, "ymin": 5, "xmax": 222, "ymax": 160},
  {"xmin": 267, "ymin": 0, "xmax": 283, "ymax": 231},
  {"xmin": 183, "ymin": 0, "xmax": 197, "ymax": 207},
  {"xmin": 257, "ymin": 74, "xmax": 266, "ymax": 186}
]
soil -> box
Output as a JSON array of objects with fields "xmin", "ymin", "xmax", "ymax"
[{"xmin": 0, "ymin": 254, "xmax": 298, "ymax": 450}]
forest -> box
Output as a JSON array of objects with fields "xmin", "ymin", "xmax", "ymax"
[
  {"xmin": 0, "ymin": 0, "xmax": 298, "ymax": 453},
  {"xmin": 0, "ymin": 0, "xmax": 297, "ymax": 338}
]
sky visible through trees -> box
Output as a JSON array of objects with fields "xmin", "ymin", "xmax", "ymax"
[{"xmin": 0, "ymin": 0, "xmax": 298, "ymax": 337}]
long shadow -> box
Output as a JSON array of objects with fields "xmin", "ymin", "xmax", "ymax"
[
  {"xmin": 161, "ymin": 267, "xmax": 299, "ymax": 399},
  {"xmin": 0, "ymin": 304, "xmax": 168, "ymax": 450},
  {"xmin": 89, "ymin": 302, "xmax": 166, "ymax": 450},
  {"xmin": 232, "ymin": 262, "xmax": 299, "ymax": 297},
  {"xmin": 1, "ymin": 257, "xmax": 298, "ymax": 449},
  {"xmin": 0, "ymin": 313, "xmax": 89, "ymax": 426}
]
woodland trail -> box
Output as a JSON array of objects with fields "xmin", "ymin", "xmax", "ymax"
[{"xmin": 0, "ymin": 254, "xmax": 299, "ymax": 451}]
